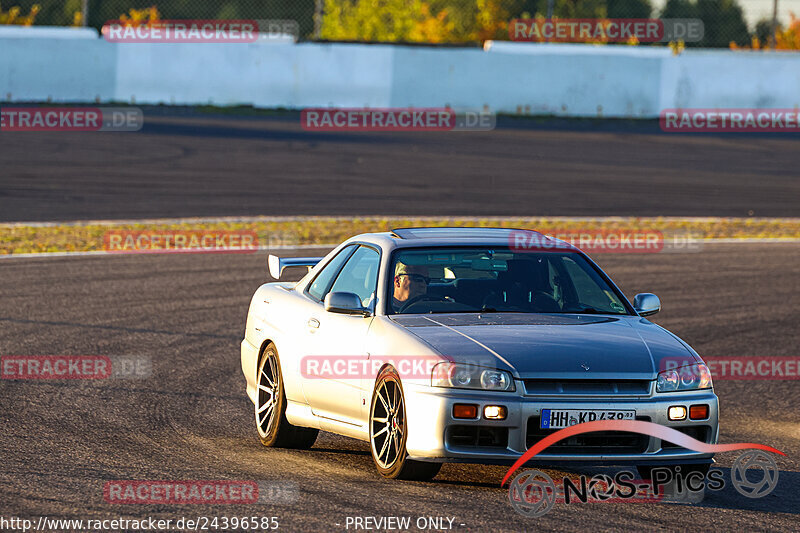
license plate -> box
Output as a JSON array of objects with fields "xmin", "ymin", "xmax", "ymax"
[{"xmin": 540, "ymin": 409, "xmax": 635, "ymax": 429}]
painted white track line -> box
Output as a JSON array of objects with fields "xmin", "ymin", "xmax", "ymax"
[{"xmin": 1, "ymin": 239, "xmax": 799, "ymax": 260}]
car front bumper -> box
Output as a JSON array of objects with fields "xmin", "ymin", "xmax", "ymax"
[{"xmin": 403, "ymin": 383, "xmax": 719, "ymax": 466}]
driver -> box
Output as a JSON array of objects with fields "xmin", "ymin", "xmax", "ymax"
[{"xmin": 392, "ymin": 261, "xmax": 430, "ymax": 312}]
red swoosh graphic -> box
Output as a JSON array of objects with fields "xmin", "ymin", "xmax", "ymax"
[{"xmin": 501, "ymin": 420, "xmax": 785, "ymax": 486}]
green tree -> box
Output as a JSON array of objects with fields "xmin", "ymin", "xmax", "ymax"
[
  {"xmin": 661, "ymin": 0, "xmax": 699, "ymax": 21},
  {"xmin": 607, "ymin": 0, "xmax": 652, "ymax": 18},
  {"xmin": 698, "ymin": 0, "xmax": 748, "ymax": 46},
  {"xmin": 519, "ymin": 0, "xmax": 608, "ymax": 18},
  {"xmin": 661, "ymin": 0, "xmax": 749, "ymax": 47},
  {"xmin": 753, "ymin": 17, "xmax": 773, "ymax": 45},
  {"xmin": 320, "ymin": 0, "xmax": 432, "ymax": 42},
  {"xmin": 319, "ymin": 0, "xmax": 512, "ymax": 43}
]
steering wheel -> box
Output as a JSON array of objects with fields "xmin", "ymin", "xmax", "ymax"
[
  {"xmin": 398, "ymin": 294, "xmax": 450, "ymax": 313},
  {"xmin": 530, "ymin": 290, "xmax": 561, "ymax": 312}
]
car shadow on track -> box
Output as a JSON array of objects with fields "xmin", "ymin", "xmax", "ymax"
[
  {"xmin": 674, "ymin": 467, "xmax": 800, "ymax": 515},
  {"xmin": 305, "ymin": 442, "xmax": 505, "ymax": 488},
  {"xmin": 430, "ymin": 478, "xmax": 504, "ymax": 489},
  {"xmin": 309, "ymin": 447, "xmax": 371, "ymax": 457}
]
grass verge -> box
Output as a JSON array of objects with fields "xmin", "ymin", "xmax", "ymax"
[{"xmin": 1, "ymin": 216, "xmax": 799, "ymax": 255}]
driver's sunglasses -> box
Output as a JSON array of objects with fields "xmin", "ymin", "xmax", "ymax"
[{"xmin": 398, "ymin": 273, "xmax": 430, "ymax": 284}]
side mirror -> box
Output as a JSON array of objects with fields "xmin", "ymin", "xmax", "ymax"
[
  {"xmin": 324, "ymin": 292, "xmax": 371, "ymax": 316},
  {"xmin": 633, "ymin": 293, "xmax": 661, "ymax": 317}
]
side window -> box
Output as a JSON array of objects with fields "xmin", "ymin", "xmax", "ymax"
[
  {"xmin": 328, "ymin": 246, "xmax": 381, "ymax": 307},
  {"xmin": 307, "ymin": 245, "xmax": 356, "ymax": 302}
]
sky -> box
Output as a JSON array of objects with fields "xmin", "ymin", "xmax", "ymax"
[{"xmin": 650, "ymin": 0, "xmax": 800, "ymax": 27}]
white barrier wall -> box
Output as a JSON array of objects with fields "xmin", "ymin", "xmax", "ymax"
[
  {"xmin": 658, "ymin": 50, "xmax": 800, "ymax": 109},
  {"xmin": 114, "ymin": 41, "xmax": 395, "ymax": 108},
  {"xmin": 0, "ymin": 27, "xmax": 116, "ymax": 103},
  {"xmin": 2, "ymin": 26, "xmax": 800, "ymax": 117},
  {"xmin": 396, "ymin": 43, "xmax": 671, "ymax": 116}
]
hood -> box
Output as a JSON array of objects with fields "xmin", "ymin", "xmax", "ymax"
[{"xmin": 390, "ymin": 313, "xmax": 698, "ymax": 380}]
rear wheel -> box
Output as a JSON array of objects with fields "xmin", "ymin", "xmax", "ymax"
[
  {"xmin": 255, "ymin": 343, "xmax": 318, "ymax": 448},
  {"xmin": 369, "ymin": 366, "xmax": 442, "ymax": 481}
]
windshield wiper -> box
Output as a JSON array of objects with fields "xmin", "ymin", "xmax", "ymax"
[
  {"xmin": 555, "ymin": 306, "xmax": 623, "ymax": 315},
  {"xmin": 424, "ymin": 307, "xmax": 519, "ymax": 314},
  {"xmin": 574, "ymin": 307, "xmax": 607, "ymax": 314}
]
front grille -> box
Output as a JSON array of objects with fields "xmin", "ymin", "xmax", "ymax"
[
  {"xmin": 523, "ymin": 379, "xmax": 651, "ymax": 396},
  {"xmin": 446, "ymin": 426, "xmax": 509, "ymax": 449},
  {"xmin": 661, "ymin": 426, "xmax": 710, "ymax": 450},
  {"xmin": 526, "ymin": 416, "xmax": 651, "ymax": 454}
]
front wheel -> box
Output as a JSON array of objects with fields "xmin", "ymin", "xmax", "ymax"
[
  {"xmin": 369, "ymin": 366, "xmax": 442, "ymax": 481},
  {"xmin": 255, "ymin": 343, "xmax": 318, "ymax": 449}
]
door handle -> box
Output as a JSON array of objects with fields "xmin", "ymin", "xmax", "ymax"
[{"xmin": 307, "ymin": 318, "xmax": 320, "ymax": 329}]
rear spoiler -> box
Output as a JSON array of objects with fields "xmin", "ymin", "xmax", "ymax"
[{"xmin": 268, "ymin": 255, "xmax": 323, "ymax": 280}]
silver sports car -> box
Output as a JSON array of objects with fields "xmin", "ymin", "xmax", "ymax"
[{"xmin": 240, "ymin": 227, "xmax": 719, "ymax": 480}]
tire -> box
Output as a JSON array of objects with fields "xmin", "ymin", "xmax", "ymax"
[
  {"xmin": 255, "ymin": 343, "xmax": 318, "ymax": 449},
  {"xmin": 369, "ymin": 366, "xmax": 442, "ymax": 481}
]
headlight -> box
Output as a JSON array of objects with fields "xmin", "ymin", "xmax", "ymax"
[
  {"xmin": 431, "ymin": 362, "xmax": 515, "ymax": 392},
  {"xmin": 657, "ymin": 363, "xmax": 713, "ymax": 392}
]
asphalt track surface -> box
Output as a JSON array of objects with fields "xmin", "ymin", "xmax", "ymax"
[
  {"xmin": 1, "ymin": 243, "xmax": 798, "ymax": 532},
  {"xmin": 1, "ymin": 112, "xmax": 799, "ymax": 222}
]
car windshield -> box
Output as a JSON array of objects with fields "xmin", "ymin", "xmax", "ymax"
[{"xmin": 387, "ymin": 247, "xmax": 630, "ymax": 315}]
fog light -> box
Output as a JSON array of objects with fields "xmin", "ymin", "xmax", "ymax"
[
  {"xmin": 690, "ymin": 404, "xmax": 709, "ymax": 420},
  {"xmin": 483, "ymin": 405, "xmax": 507, "ymax": 420},
  {"xmin": 668, "ymin": 406, "xmax": 687, "ymax": 421},
  {"xmin": 453, "ymin": 404, "xmax": 478, "ymax": 419}
]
